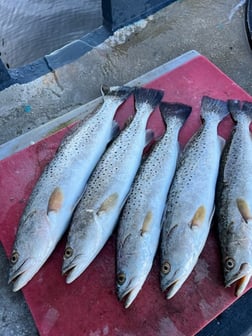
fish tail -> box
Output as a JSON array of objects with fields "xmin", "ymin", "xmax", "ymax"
[
  {"xmin": 159, "ymin": 102, "xmax": 192, "ymax": 125},
  {"xmin": 228, "ymin": 99, "xmax": 252, "ymax": 122},
  {"xmin": 200, "ymin": 96, "xmax": 228, "ymax": 122},
  {"xmin": 101, "ymin": 85, "xmax": 134, "ymax": 101},
  {"xmin": 134, "ymin": 87, "xmax": 164, "ymax": 111}
]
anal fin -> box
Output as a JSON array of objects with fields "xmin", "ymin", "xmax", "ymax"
[
  {"xmin": 218, "ymin": 135, "xmax": 226, "ymax": 151},
  {"xmin": 145, "ymin": 129, "xmax": 155, "ymax": 146},
  {"xmin": 111, "ymin": 120, "xmax": 120, "ymax": 140}
]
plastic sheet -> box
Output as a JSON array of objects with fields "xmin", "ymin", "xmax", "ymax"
[{"xmin": 1, "ymin": 54, "xmax": 252, "ymax": 336}]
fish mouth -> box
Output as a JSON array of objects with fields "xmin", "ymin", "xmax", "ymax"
[
  {"xmin": 161, "ymin": 275, "xmax": 188, "ymax": 299},
  {"xmin": 225, "ymin": 263, "xmax": 252, "ymax": 296},
  {"xmin": 62, "ymin": 255, "xmax": 88, "ymax": 284},
  {"xmin": 8, "ymin": 259, "xmax": 33, "ymax": 292},
  {"xmin": 161, "ymin": 279, "xmax": 180, "ymax": 299},
  {"xmin": 117, "ymin": 283, "xmax": 141, "ymax": 309}
]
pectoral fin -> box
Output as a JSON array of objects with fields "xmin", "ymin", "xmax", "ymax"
[
  {"xmin": 97, "ymin": 193, "xmax": 119, "ymax": 215},
  {"xmin": 140, "ymin": 211, "xmax": 153, "ymax": 236},
  {"xmin": 47, "ymin": 187, "xmax": 64, "ymax": 214},
  {"xmin": 190, "ymin": 206, "xmax": 206, "ymax": 228},
  {"xmin": 236, "ymin": 198, "xmax": 252, "ymax": 223}
]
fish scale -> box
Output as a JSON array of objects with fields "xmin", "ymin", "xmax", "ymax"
[
  {"xmin": 160, "ymin": 96, "xmax": 229, "ymax": 299},
  {"xmin": 62, "ymin": 87, "xmax": 164, "ymax": 284},
  {"xmin": 8, "ymin": 85, "xmax": 134, "ymax": 292},
  {"xmin": 116, "ymin": 102, "xmax": 191, "ymax": 308},
  {"xmin": 216, "ymin": 99, "xmax": 252, "ymax": 297}
]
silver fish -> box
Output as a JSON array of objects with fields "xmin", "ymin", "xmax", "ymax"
[
  {"xmin": 160, "ymin": 96, "xmax": 229, "ymax": 299},
  {"xmin": 62, "ymin": 87, "xmax": 164, "ymax": 284},
  {"xmin": 216, "ymin": 99, "xmax": 252, "ymax": 296},
  {"xmin": 116, "ymin": 102, "xmax": 191, "ymax": 308},
  {"xmin": 8, "ymin": 85, "xmax": 134, "ymax": 291}
]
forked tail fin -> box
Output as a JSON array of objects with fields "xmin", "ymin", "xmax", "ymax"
[
  {"xmin": 159, "ymin": 102, "xmax": 192, "ymax": 126},
  {"xmin": 200, "ymin": 96, "xmax": 228, "ymax": 122},
  {"xmin": 228, "ymin": 99, "xmax": 252, "ymax": 123},
  {"xmin": 134, "ymin": 87, "xmax": 164, "ymax": 111},
  {"xmin": 101, "ymin": 85, "xmax": 134, "ymax": 102}
]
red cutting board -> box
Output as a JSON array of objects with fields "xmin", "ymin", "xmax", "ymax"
[{"xmin": 1, "ymin": 54, "xmax": 252, "ymax": 336}]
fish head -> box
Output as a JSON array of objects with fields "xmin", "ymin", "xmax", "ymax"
[
  {"xmin": 116, "ymin": 232, "xmax": 152, "ymax": 308},
  {"xmin": 62, "ymin": 210, "xmax": 99, "ymax": 284},
  {"xmin": 9, "ymin": 253, "xmax": 40, "ymax": 292},
  {"xmin": 8, "ymin": 210, "xmax": 53, "ymax": 291},
  {"xmin": 160, "ymin": 231, "xmax": 196, "ymax": 299},
  {"xmin": 62, "ymin": 244, "xmax": 89, "ymax": 284},
  {"xmin": 220, "ymin": 202, "xmax": 252, "ymax": 296},
  {"xmin": 116, "ymin": 267, "xmax": 147, "ymax": 309},
  {"xmin": 222, "ymin": 245, "xmax": 252, "ymax": 297},
  {"xmin": 160, "ymin": 258, "xmax": 194, "ymax": 299}
]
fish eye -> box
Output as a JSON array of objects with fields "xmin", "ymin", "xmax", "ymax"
[
  {"xmin": 161, "ymin": 261, "xmax": 171, "ymax": 274},
  {"xmin": 225, "ymin": 257, "xmax": 235, "ymax": 271},
  {"xmin": 64, "ymin": 247, "xmax": 73, "ymax": 259},
  {"xmin": 117, "ymin": 272, "xmax": 126, "ymax": 285},
  {"xmin": 10, "ymin": 251, "xmax": 19, "ymax": 264}
]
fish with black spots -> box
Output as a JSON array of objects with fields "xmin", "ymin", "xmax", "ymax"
[
  {"xmin": 116, "ymin": 101, "xmax": 191, "ymax": 308},
  {"xmin": 216, "ymin": 99, "xmax": 252, "ymax": 296},
  {"xmin": 160, "ymin": 96, "xmax": 229, "ymax": 299},
  {"xmin": 8, "ymin": 85, "xmax": 134, "ymax": 291},
  {"xmin": 62, "ymin": 87, "xmax": 164, "ymax": 284}
]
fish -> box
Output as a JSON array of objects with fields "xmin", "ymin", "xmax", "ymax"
[
  {"xmin": 216, "ymin": 99, "xmax": 252, "ymax": 296},
  {"xmin": 8, "ymin": 85, "xmax": 134, "ymax": 291},
  {"xmin": 160, "ymin": 96, "xmax": 229, "ymax": 299},
  {"xmin": 62, "ymin": 87, "xmax": 164, "ymax": 284},
  {"xmin": 116, "ymin": 102, "xmax": 191, "ymax": 308}
]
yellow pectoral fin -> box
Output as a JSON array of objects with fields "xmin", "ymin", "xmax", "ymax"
[
  {"xmin": 236, "ymin": 198, "xmax": 252, "ymax": 223},
  {"xmin": 190, "ymin": 206, "xmax": 206, "ymax": 228},
  {"xmin": 47, "ymin": 187, "xmax": 64, "ymax": 214},
  {"xmin": 97, "ymin": 193, "xmax": 119, "ymax": 216},
  {"xmin": 140, "ymin": 211, "xmax": 153, "ymax": 236}
]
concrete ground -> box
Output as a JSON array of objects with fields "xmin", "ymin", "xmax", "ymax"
[{"xmin": 0, "ymin": 0, "xmax": 251, "ymax": 335}]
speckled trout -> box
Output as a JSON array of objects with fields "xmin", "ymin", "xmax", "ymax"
[
  {"xmin": 62, "ymin": 87, "xmax": 164, "ymax": 283},
  {"xmin": 216, "ymin": 99, "xmax": 252, "ymax": 297},
  {"xmin": 116, "ymin": 102, "xmax": 191, "ymax": 308},
  {"xmin": 8, "ymin": 85, "xmax": 134, "ymax": 291},
  {"xmin": 160, "ymin": 96, "xmax": 229, "ymax": 299}
]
